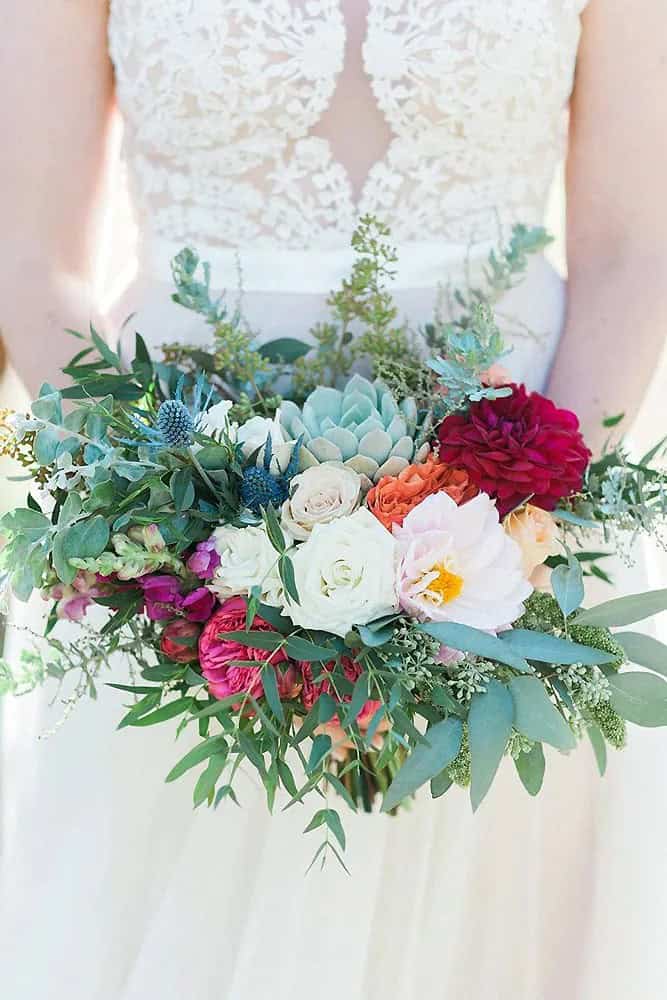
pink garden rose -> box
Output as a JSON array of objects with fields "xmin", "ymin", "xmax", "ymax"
[{"xmin": 198, "ymin": 597, "xmax": 298, "ymax": 701}]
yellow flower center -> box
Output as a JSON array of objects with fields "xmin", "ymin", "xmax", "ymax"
[{"xmin": 425, "ymin": 564, "xmax": 464, "ymax": 604}]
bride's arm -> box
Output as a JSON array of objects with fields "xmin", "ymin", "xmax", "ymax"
[
  {"xmin": 0, "ymin": 1, "xmax": 115, "ymax": 396},
  {"xmin": 547, "ymin": 0, "xmax": 667, "ymax": 454}
]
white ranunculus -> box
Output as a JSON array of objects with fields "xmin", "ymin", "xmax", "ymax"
[
  {"xmin": 208, "ymin": 524, "xmax": 285, "ymax": 605},
  {"xmin": 197, "ymin": 400, "xmax": 235, "ymax": 439},
  {"xmin": 237, "ymin": 410, "xmax": 285, "ymax": 458},
  {"xmin": 281, "ymin": 463, "xmax": 362, "ymax": 541},
  {"xmin": 283, "ymin": 508, "xmax": 398, "ymax": 637}
]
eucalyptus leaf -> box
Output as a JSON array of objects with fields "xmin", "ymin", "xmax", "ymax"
[
  {"xmin": 509, "ymin": 676, "xmax": 576, "ymax": 751},
  {"xmin": 165, "ymin": 736, "xmax": 228, "ymax": 783},
  {"xmin": 62, "ymin": 516, "xmax": 109, "ymax": 562},
  {"xmin": 307, "ymin": 734, "xmax": 332, "ymax": 773},
  {"xmin": 285, "ymin": 635, "xmax": 335, "ymax": 662},
  {"xmin": 193, "ymin": 752, "xmax": 227, "ymax": 807},
  {"xmin": 587, "ymin": 725, "xmax": 607, "ymax": 776},
  {"xmin": 170, "ymin": 468, "xmax": 195, "ymax": 512},
  {"xmin": 572, "ymin": 589, "xmax": 667, "ymax": 628},
  {"xmin": 608, "ymin": 672, "xmax": 667, "ymax": 727},
  {"xmin": 514, "ymin": 742, "xmax": 545, "ymax": 795},
  {"xmin": 613, "ymin": 632, "xmax": 667, "ymax": 676},
  {"xmin": 551, "ymin": 555, "xmax": 584, "ymax": 618},
  {"xmin": 416, "ymin": 622, "xmax": 532, "ymax": 673},
  {"xmin": 499, "ymin": 629, "xmax": 618, "ymax": 666},
  {"xmin": 261, "ymin": 665, "xmax": 285, "ymax": 723},
  {"xmin": 468, "ymin": 680, "xmax": 514, "ymax": 811},
  {"xmin": 382, "ymin": 717, "xmax": 463, "ymax": 812},
  {"xmin": 259, "ymin": 338, "xmax": 312, "ymax": 364}
]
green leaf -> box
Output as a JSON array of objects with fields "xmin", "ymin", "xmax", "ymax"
[
  {"xmin": 262, "ymin": 504, "xmax": 286, "ymax": 553},
  {"xmin": 303, "ymin": 809, "xmax": 327, "ymax": 834},
  {"xmin": 307, "ymin": 733, "xmax": 332, "ymax": 773},
  {"xmin": 356, "ymin": 624, "xmax": 394, "ymax": 647},
  {"xmin": 165, "ymin": 736, "xmax": 228, "ymax": 782},
  {"xmin": 602, "ymin": 413, "xmax": 624, "ymax": 428},
  {"xmin": 572, "ymin": 589, "xmax": 667, "ymax": 628},
  {"xmin": 614, "ymin": 632, "xmax": 667, "ymax": 676},
  {"xmin": 324, "ymin": 808, "xmax": 346, "ymax": 851},
  {"xmin": 278, "ymin": 554, "xmax": 299, "ymax": 604},
  {"xmin": 551, "ymin": 555, "xmax": 584, "ymax": 618},
  {"xmin": 57, "ymin": 492, "xmax": 83, "ymax": 527},
  {"xmin": 226, "ymin": 630, "xmax": 285, "ymax": 652},
  {"xmin": 196, "ymin": 445, "xmax": 229, "ymax": 470},
  {"xmin": 62, "ymin": 515, "xmax": 110, "ymax": 562},
  {"xmin": 193, "ymin": 752, "xmax": 227, "ymax": 807},
  {"xmin": 499, "ymin": 629, "xmax": 618, "ymax": 666},
  {"xmin": 259, "ymin": 338, "xmax": 311, "ymax": 364},
  {"xmin": 261, "ymin": 664, "xmax": 284, "ymax": 723},
  {"xmin": 4, "ymin": 508, "xmax": 51, "ymax": 541},
  {"xmin": 587, "ymin": 725, "xmax": 607, "ymax": 776},
  {"xmin": 608, "ymin": 672, "xmax": 667, "ymax": 727},
  {"xmin": 285, "ymin": 635, "xmax": 336, "ymax": 662},
  {"xmin": 514, "ymin": 742, "xmax": 545, "ymax": 795},
  {"xmin": 90, "ymin": 326, "xmax": 122, "ymax": 371},
  {"xmin": 509, "ymin": 677, "xmax": 576, "ymax": 751},
  {"xmin": 34, "ymin": 427, "xmax": 62, "ymax": 465},
  {"xmin": 430, "ymin": 769, "xmax": 453, "ymax": 798},
  {"xmin": 125, "ymin": 696, "xmax": 194, "ymax": 727},
  {"xmin": 382, "ymin": 717, "xmax": 463, "ymax": 813},
  {"xmin": 318, "ymin": 692, "xmax": 338, "ymax": 724},
  {"xmin": 341, "ymin": 673, "xmax": 369, "ymax": 728},
  {"xmin": 415, "ymin": 622, "xmax": 532, "ymax": 673},
  {"xmin": 170, "ymin": 468, "xmax": 195, "ymax": 512},
  {"xmin": 468, "ymin": 680, "xmax": 515, "ymax": 810},
  {"xmin": 253, "ymin": 602, "xmax": 293, "ymax": 633}
]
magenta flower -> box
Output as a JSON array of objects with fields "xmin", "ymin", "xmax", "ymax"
[
  {"xmin": 181, "ymin": 587, "xmax": 216, "ymax": 622},
  {"xmin": 140, "ymin": 574, "xmax": 183, "ymax": 621},
  {"xmin": 186, "ymin": 538, "xmax": 221, "ymax": 580}
]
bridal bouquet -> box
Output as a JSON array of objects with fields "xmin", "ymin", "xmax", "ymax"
[{"xmin": 2, "ymin": 218, "xmax": 667, "ymax": 867}]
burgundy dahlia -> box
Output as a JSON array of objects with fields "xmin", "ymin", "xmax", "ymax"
[{"xmin": 438, "ymin": 383, "xmax": 591, "ymax": 517}]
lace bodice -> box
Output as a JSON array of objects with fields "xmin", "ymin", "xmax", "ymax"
[{"xmin": 109, "ymin": 0, "xmax": 588, "ymax": 272}]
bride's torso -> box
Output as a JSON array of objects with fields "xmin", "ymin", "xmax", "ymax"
[{"xmin": 107, "ymin": 0, "xmax": 588, "ymax": 388}]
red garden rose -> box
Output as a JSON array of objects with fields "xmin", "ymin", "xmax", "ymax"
[
  {"xmin": 198, "ymin": 597, "xmax": 299, "ymax": 701},
  {"xmin": 438, "ymin": 383, "xmax": 591, "ymax": 517},
  {"xmin": 161, "ymin": 620, "xmax": 201, "ymax": 663},
  {"xmin": 300, "ymin": 657, "xmax": 383, "ymax": 727}
]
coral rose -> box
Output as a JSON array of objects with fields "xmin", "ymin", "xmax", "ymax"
[
  {"xmin": 438, "ymin": 383, "xmax": 591, "ymax": 517},
  {"xmin": 367, "ymin": 455, "xmax": 478, "ymax": 531},
  {"xmin": 198, "ymin": 597, "xmax": 297, "ymax": 701}
]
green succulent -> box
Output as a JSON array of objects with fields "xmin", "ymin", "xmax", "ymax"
[{"xmin": 278, "ymin": 375, "xmax": 428, "ymax": 486}]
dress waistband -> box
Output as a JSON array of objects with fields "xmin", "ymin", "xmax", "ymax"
[{"xmin": 138, "ymin": 236, "xmax": 497, "ymax": 294}]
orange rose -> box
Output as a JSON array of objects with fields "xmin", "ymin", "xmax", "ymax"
[{"xmin": 366, "ymin": 455, "xmax": 478, "ymax": 531}]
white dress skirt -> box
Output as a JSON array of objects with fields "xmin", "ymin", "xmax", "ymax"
[{"xmin": 2, "ymin": 1, "xmax": 667, "ymax": 997}]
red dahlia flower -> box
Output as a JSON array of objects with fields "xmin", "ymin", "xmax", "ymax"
[{"xmin": 438, "ymin": 383, "xmax": 590, "ymax": 517}]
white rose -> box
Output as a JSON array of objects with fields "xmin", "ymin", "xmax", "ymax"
[
  {"xmin": 237, "ymin": 410, "xmax": 285, "ymax": 459},
  {"xmin": 198, "ymin": 400, "xmax": 235, "ymax": 439},
  {"xmin": 283, "ymin": 508, "xmax": 399, "ymax": 637},
  {"xmin": 281, "ymin": 464, "xmax": 362, "ymax": 541},
  {"xmin": 208, "ymin": 524, "xmax": 285, "ymax": 605}
]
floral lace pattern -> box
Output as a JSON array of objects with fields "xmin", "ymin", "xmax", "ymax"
[{"xmin": 108, "ymin": 0, "xmax": 588, "ymax": 253}]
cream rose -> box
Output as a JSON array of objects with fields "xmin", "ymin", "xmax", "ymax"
[
  {"xmin": 198, "ymin": 399, "xmax": 235, "ymax": 439},
  {"xmin": 208, "ymin": 524, "xmax": 286, "ymax": 606},
  {"xmin": 281, "ymin": 464, "xmax": 362, "ymax": 541},
  {"xmin": 504, "ymin": 504, "xmax": 560, "ymax": 579},
  {"xmin": 237, "ymin": 411, "xmax": 285, "ymax": 458},
  {"xmin": 282, "ymin": 508, "xmax": 398, "ymax": 637}
]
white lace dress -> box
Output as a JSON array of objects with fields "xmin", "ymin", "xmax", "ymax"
[{"xmin": 2, "ymin": 3, "xmax": 667, "ymax": 998}]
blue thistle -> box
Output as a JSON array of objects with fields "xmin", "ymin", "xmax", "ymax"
[
  {"xmin": 124, "ymin": 374, "xmax": 214, "ymax": 452},
  {"xmin": 240, "ymin": 432, "xmax": 303, "ymax": 514},
  {"xmin": 155, "ymin": 399, "xmax": 194, "ymax": 448}
]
